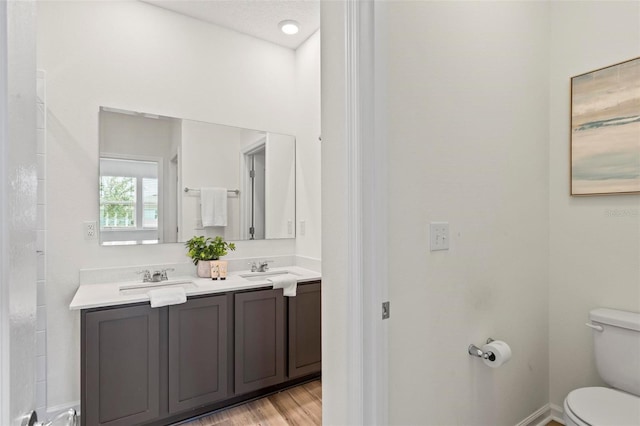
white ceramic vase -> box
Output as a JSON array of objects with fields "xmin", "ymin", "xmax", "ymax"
[{"xmin": 197, "ymin": 261, "xmax": 211, "ymax": 278}]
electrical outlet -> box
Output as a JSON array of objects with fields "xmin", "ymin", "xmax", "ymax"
[
  {"xmin": 300, "ymin": 220, "xmax": 306, "ymax": 236},
  {"xmin": 84, "ymin": 221, "xmax": 97, "ymax": 240},
  {"xmin": 430, "ymin": 222, "xmax": 449, "ymax": 251}
]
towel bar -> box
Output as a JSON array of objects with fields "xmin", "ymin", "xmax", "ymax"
[{"xmin": 184, "ymin": 187, "xmax": 240, "ymax": 195}]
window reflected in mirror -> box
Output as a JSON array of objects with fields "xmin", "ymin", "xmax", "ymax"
[{"xmin": 99, "ymin": 158, "xmax": 160, "ymax": 245}]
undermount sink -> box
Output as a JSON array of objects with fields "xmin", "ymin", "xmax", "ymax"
[
  {"xmin": 239, "ymin": 270, "xmax": 300, "ymax": 282},
  {"xmin": 119, "ymin": 279, "xmax": 197, "ymax": 296}
]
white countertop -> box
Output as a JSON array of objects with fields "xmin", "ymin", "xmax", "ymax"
[{"xmin": 69, "ymin": 266, "xmax": 321, "ymax": 310}]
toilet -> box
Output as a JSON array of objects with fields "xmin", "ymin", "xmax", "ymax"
[{"xmin": 563, "ymin": 308, "xmax": 640, "ymax": 426}]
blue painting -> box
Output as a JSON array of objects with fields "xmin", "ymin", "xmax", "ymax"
[{"xmin": 571, "ymin": 57, "xmax": 640, "ymax": 195}]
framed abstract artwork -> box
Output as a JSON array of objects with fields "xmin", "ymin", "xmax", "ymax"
[{"xmin": 571, "ymin": 57, "xmax": 640, "ymax": 195}]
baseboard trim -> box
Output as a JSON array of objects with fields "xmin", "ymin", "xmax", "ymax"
[
  {"xmin": 549, "ymin": 403, "xmax": 565, "ymax": 425},
  {"xmin": 516, "ymin": 404, "xmax": 550, "ymax": 426},
  {"xmin": 515, "ymin": 402, "xmax": 565, "ymax": 426}
]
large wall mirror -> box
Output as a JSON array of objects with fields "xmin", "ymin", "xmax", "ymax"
[{"xmin": 99, "ymin": 107, "xmax": 296, "ymax": 245}]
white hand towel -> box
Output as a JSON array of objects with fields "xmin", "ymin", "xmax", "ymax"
[
  {"xmin": 148, "ymin": 287, "xmax": 187, "ymax": 308},
  {"xmin": 268, "ymin": 274, "xmax": 298, "ymax": 297},
  {"xmin": 201, "ymin": 187, "xmax": 227, "ymax": 227}
]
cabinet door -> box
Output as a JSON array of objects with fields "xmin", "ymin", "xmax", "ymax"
[
  {"xmin": 288, "ymin": 281, "xmax": 322, "ymax": 378},
  {"xmin": 234, "ymin": 288, "xmax": 285, "ymax": 394},
  {"xmin": 83, "ymin": 305, "xmax": 160, "ymax": 426},
  {"xmin": 168, "ymin": 295, "xmax": 228, "ymax": 413}
]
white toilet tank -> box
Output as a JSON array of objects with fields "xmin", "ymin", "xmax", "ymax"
[{"xmin": 590, "ymin": 308, "xmax": 640, "ymax": 396}]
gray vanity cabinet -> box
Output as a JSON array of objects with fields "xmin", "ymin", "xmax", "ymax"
[
  {"xmin": 288, "ymin": 281, "xmax": 322, "ymax": 378},
  {"xmin": 83, "ymin": 304, "xmax": 161, "ymax": 426},
  {"xmin": 168, "ymin": 295, "xmax": 228, "ymax": 413},
  {"xmin": 234, "ymin": 288, "xmax": 286, "ymax": 394},
  {"xmin": 82, "ymin": 283, "xmax": 321, "ymax": 426}
]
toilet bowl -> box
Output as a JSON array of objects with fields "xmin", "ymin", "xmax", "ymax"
[
  {"xmin": 562, "ymin": 308, "xmax": 640, "ymax": 426},
  {"xmin": 563, "ymin": 387, "xmax": 640, "ymax": 426}
]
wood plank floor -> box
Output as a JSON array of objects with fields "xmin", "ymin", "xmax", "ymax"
[
  {"xmin": 180, "ymin": 380, "xmax": 322, "ymax": 426},
  {"xmin": 180, "ymin": 383, "xmax": 562, "ymax": 426}
]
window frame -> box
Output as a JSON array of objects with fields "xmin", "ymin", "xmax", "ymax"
[{"xmin": 99, "ymin": 153, "xmax": 164, "ymax": 244}]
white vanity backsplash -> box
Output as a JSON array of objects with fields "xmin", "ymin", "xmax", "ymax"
[{"xmin": 79, "ymin": 255, "xmax": 299, "ymax": 285}]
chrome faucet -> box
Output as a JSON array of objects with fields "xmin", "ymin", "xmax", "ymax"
[
  {"xmin": 247, "ymin": 261, "xmax": 273, "ymax": 273},
  {"xmin": 137, "ymin": 268, "xmax": 174, "ymax": 282}
]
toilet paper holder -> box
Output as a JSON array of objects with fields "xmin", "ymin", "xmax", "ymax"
[{"xmin": 468, "ymin": 338, "xmax": 496, "ymax": 361}]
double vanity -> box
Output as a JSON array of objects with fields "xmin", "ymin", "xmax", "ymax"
[{"xmin": 71, "ymin": 266, "xmax": 321, "ymax": 426}]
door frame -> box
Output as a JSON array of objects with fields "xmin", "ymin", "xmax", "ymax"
[
  {"xmin": 0, "ymin": 0, "xmax": 9, "ymax": 421},
  {"xmin": 239, "ymin": 137, "xmax": 266, "ymax": 240},
  {"xmin": 343, "ymin": 0, "xmax": 388, "ymax": 424}
]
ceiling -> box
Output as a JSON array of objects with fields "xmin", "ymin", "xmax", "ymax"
[{"xmin": 142, "ymin": 0, "xmax": 320, "ymax": 50}]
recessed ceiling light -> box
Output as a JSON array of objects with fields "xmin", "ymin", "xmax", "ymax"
[{"xmin": 279, "ymin": 20, "xmax": 300, "ymax": 35}]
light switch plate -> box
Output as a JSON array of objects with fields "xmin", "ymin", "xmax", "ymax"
[{"xmin": 430, "ymin": 222, "xmax": 449, "ymax": 251}]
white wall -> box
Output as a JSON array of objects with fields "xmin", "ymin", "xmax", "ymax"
[
  {"xmin": 100, "ymin": 111, "xmax": 176, "ymax": 160},
  {"xmin": 295, "ymin": 31, "xmax": 322, "ymax": 261},
  {"xmin": 37, "ymin": 1, "xmax": 303, "ymax": 409},
  {"xmin": 548, "ymin": 1, "xmax": 640, "ymax": 408},
  {"xmin": 265, "ymin": 133, "xmax": 296, "ymax": 239},
  {"xmin": 181, "ymin": 120, "xmax": 244, "ymax": 241},
  {"xmin": 381, "ymin": 2, "xmax": 550, "ymax": 424}
]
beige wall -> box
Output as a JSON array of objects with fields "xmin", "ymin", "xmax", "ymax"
[
  {"xmin": 548, "ymin": 1, "xmax": 640, "ymax": 408},
  {"xmin": 382, "ymin": 2, "xmax": 550, "ymax": 424}
]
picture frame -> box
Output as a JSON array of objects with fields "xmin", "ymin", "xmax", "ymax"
[{"xmin": 570, "ymin": 57, "xmax": 640, "ymax": 196}]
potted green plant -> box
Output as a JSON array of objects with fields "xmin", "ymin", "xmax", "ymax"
[{"xmin": 185, "ymin": 236, "xmax": 236, "ymax": 278}]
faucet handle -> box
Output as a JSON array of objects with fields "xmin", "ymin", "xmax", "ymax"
[
  {"xmin": 136, "ymin": 270, "xmax": 152, "ymax": 282},
  {"xmin": 248, "ymin": 261, "xmax": 258, "ymax": 272},
  {"xmin": 160, "ymin": 268, "xmax": 174, "ymax": 281}
]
